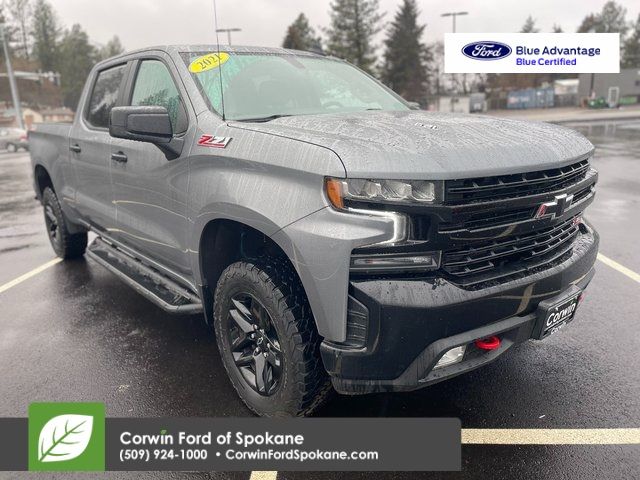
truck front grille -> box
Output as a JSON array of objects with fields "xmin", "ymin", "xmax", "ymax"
[
  {"xmin": 445, "ymin": 159, "xmax": 590, "ymax": 204},
  {"xmin": 439, "ymin": 184, "xmax": 594, "ymax": 233},
  {"xmin": 442, "ymin": 216, "xmax": 580, "ymax": 286}
]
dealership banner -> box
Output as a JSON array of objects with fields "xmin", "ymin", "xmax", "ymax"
[
  {"xmin": 0, "ymin": 404, "xmax": 461, "ymax": 472},
  {"xmin": 445, "ymin": 33, "xmax": 620, "ymax": 73}
]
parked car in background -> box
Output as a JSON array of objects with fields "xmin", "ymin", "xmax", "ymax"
[{"xmin": 0, "ymin": 128, "xmax": 29, "ymax": 152}]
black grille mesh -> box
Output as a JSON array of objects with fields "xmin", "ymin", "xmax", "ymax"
[{"xmin": 445, "ymin": 159, "xmax": 590, "ymax": 204}]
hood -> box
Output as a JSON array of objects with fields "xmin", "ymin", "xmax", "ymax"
[{"xmin": 229, "ymin": 111, "xmax": 594, "ymax": 179}]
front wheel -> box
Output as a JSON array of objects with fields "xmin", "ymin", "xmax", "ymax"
[
  {"xmin": 213, "ymin": 258, "xmax": 332, "ymax": 417},
  {"xmin": 42, "ymin": 187, "xmax": 87, "ymax": 259},
  {"xmin": 6, "ymin": 143, "xmax": 16, "ymax": 153}
]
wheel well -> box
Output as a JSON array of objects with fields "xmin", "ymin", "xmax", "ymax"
[
  {"xmin": 34, "ymin": 165, "xmax": 54, "ymax": 198},
  {"xmin": 200, "ymin": 220, "xmax": 294, "ymax": 297}
]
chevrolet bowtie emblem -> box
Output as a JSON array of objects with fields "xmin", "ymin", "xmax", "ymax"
[{"xmin": 535, "ymin": 193, "xmax": 575, "ymax": 219}]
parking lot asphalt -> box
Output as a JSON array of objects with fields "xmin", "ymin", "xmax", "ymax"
[{"xmin": 0, "ymin": 120, "xmax": 639, "ymax": 479}]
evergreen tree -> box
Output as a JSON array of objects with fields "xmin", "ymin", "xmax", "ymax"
[
  {"xmin": 58, "ymin": 24, "xmax": 97, "ymax": 109},
  {"xmin": 381, "ymin": 0, "xmax": 431, "ymax": 103},
  {"xmin": 552, "ymin": 24, "xmax": 563, "ymax": 33},
  {"xmin": 0, "ymin": 6, "xmax": 17, "ymax": 62},
  {"xmin": 577, "ymin": 1, "xmax": 628, "ymax": 61},
  {"xmin": 99, "ymin": 35, "xmax": 125, "ymax": 60},
  {"xmin": 622, "ymin": 14, "xmax": 640, "ymax": 68},
  {"xmin": 282, "ymin": 13, "xmax": 320, "ymax": 51},
  {"xmin": 577, "ymin": 14, "xmax": 598, "ymax": 33},
  {"xmin": 577, "ymin": 1, "xmax": 628, "ymax": 34},
  {"xmin": 325, "ymin": 0, "xmax": 383, "ymax": 74},
  {"xmin": 521, "ymin": 15, "xmax": 539, "ymax": 33},
  {"xmin": 31, "ymin": 0, "xmax": 60, "ymax": 71},
  {"xmin": 6, "ymin": 0, "xmax": 31, "ymax": 58}
]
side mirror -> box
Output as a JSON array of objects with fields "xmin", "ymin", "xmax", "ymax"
[{"xmin": 110, "ymin": 106, "xmax": 183, "ymax": 159}]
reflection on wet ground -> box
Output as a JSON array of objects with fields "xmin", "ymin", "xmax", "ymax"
[{"xmin": 0, "ymin": 153, "xmax": 43, "ymax": 254}]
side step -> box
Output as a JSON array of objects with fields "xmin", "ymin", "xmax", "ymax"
[{"xmin": 87, "ymin": 237, "xmax": 203, "ymax": 314}]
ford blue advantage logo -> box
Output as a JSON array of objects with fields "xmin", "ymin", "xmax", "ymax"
[{"xmin": 462, "ymin": 41, "xmax": 512, "ymax": 60}]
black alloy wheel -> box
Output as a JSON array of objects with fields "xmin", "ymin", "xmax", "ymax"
[
  {"xmin": 213, "ymin": 259, "xmax": 332, "ymax": 417},
  {"xmin": 44, "ymin": 203, "xmax": 61, "ymax": 251},
  {"xmin": 41, "ymin": 187, "xmax": 87, "ymax": 259},
  {"xmin": 227, "ymin": 293, "xmax": 283, "ymax": 396}
]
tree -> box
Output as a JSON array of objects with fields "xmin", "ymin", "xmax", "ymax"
[
  {"xmin": 282, "ymin": 13, "xmax": 320, "ymax": 51},
  {"xmin": 31, "ymin": 0, "xmax": 60, "ymax": 71},
  {"xmin": 58, "ymin": 24, "xmax": 97, "ymax": 109},
  {"xmin": 325, "ymin": 0, "xmax": 383, "ymax": 74},
  {"xmin": 521, "ymin": 15, "xmax": 539, "ymax": 33},
  {"xmin": 577, "ymin": 14, "xmax": 598, "ymax": 33},
  {"xmin": 99, "ymin": 35, "xmax": 124, "ymax": 60},
  {"xmin": 552, "ymin": 24, "xmax": 563, "ymax": 33},
  {"xmin": 622, "ymin": 14, "xmax": 640, "ymax": 68},
  {"xmin": 6, "ymin": 0, "xmax": 31, "ymax": 58},
  {"xmin": 0, "ymin": 5, "xmax": 17, "ymax": 62},
  {"xmin": 381, "ymin": 0, "xmax": 431, "ymax": 103},
  {"xmin": 577, "ymin": 1, "xmax": 628, "ymax": 34}
]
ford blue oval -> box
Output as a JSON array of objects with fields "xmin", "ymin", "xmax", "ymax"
[{"xmin": 462, "ymin": 41, "xmax": 512, "ymax": 60}]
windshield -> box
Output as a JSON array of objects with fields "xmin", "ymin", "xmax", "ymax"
[{"xmin": 181, "ymin": 51, "xmax": 409, "ymax": 121}]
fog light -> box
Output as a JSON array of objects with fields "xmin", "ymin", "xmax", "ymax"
[{"xmin": 434, "ymin": 345, "xmax": 466, "ymax": 369}]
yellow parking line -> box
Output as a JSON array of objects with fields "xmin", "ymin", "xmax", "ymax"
[
  {"xmin": 598, "ymin": 253, "xmax": 640, "ymax": 284},
  {"xmin": 462, "ymin": 428, "xmax": 640, "ymax": 445},
  {"xmin": 249, "ymin": 429, "xmax": 638, "ymax": 478},
  {"xmin": 0, "ymin": 258, "xmax": 62, "ymax": 295},
  {"xmin": 250, "ymin": 472, "xmax": 277, "ymax": 480}
]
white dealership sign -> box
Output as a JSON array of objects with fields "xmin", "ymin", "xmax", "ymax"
[{"xmin": 444, "ymin": 33, "xmax": 620, "ymax": 73}]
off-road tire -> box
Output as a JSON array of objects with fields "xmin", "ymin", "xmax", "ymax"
[
  {"xmin": 42, "ymin": 187, "xmax": 87, "ymax": 259},
  {"xmin": 213, "ymin": 258, "xmax": 333, "ymax": 417}
]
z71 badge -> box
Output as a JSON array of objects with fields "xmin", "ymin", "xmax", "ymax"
[{"xmin": 197, "ymin": 134, "xmax": 232, "ymax": 148}]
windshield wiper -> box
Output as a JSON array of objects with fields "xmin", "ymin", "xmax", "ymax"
[{"xmin": 236, "ymin": 114, "xmax": 293, "ymax": 123}]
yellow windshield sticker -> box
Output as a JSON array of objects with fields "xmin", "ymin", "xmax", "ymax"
[{"xmin": 188, "ymin": 52, "xmax": 230, "ymax": 73}]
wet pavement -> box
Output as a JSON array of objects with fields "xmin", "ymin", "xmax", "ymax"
[{"xmin": 0, "ymin": 121, "xmax": 639, "ymax": 479}]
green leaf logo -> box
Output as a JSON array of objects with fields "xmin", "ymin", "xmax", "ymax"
[{"xmin": 38, "ymin": 414, "xmax": 94, "ymax": 463}]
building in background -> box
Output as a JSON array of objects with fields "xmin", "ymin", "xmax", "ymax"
[
  {"xmin": 553, "ymin": 79, "xmax": 579, "ymax": 107},
  {"xmin": 578, "ymin": 69, "xmax": 640, "ymax": 107},
  {"xmin": 0, "ymin": 106, "xmax": 74, "ymax": 129}
]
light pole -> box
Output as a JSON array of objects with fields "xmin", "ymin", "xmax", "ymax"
[
  {"xmin": 441, "ymin": 12, "xmax": 468, "ymax": 112},
  {"xmin": 0, "ymin": 23, "xmax": 24, "ymax": 130},
  {"xmin": 441, "ymin": 11, "xmax": 468, "ymax": 33},
  {"xmin": 216, "ymin": 28, "xmax": 242, "ymax": 45}
]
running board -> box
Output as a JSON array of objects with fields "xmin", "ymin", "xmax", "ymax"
[{"xmin": 87, "ymin": 237, "xmax": 203, "ymax": 314}]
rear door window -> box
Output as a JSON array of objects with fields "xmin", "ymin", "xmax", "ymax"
[{"xmin": 86, "ymin": 64, "xmax": 126, "ymax": 129}]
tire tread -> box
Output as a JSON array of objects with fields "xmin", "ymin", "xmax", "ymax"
[{"xmin": 213, "ymin": 257, "xmax": 332, "ymax": 416}]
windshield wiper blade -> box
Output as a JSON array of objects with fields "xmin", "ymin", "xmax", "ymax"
[{"xmin": 236, "ymin": 114, "xmax": 293, "ymax": 123}]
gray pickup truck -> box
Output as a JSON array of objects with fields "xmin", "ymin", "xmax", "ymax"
[{"xmin": 29, "ymin": 45, "xmax": 599, "ymax": 417}]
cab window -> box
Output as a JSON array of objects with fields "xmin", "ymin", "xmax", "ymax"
[
  {"xmin": 130, "ymin": 60, "xmax": 186, "ymax": 133},
  {"xmin": 86, "ymin": 64, "xmax": 126, "ymax": 129}
]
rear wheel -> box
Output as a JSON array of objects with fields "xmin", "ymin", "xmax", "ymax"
[
  {"xmin": 6, "ymin": 143, "xmax": 16, "ymax": 152},
  {"xmin": 213, "ymin": 258, "xmax": 332, "ymax": 417},
  {"xmin": 42, "ymin": 187, "xmax": 87, "ymax": 259}
]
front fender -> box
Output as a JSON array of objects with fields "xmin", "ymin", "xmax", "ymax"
[{"xmin": 271, "ymin": 207, "xmax": 397, "ymax": 343}]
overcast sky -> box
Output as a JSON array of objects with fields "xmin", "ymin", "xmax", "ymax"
[{"xmin": 50, "ymin": 0, "xmax": 640, "ymax": 50}]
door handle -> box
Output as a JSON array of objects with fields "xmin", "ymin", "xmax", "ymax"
[
  {"xmin": 111, "ymin": 152, "xmax": 128, "ymax": 163},
  {"xmin": 69, "ymin": 143, "xmax": 81, "ymax": 153}
]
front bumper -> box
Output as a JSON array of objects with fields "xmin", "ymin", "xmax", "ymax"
[{"xmin": 320, "ymin": 228, "xmax": 599, "ymax": 394}]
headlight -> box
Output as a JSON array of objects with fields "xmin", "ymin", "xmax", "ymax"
[{"xmin": 325, "ymin": 178, "xmax": 442, "ymax": 210}]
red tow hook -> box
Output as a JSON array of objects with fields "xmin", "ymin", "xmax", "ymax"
[{"xmin": 475, "ymin": 336, "xmax": 501, "ymax": 351}]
